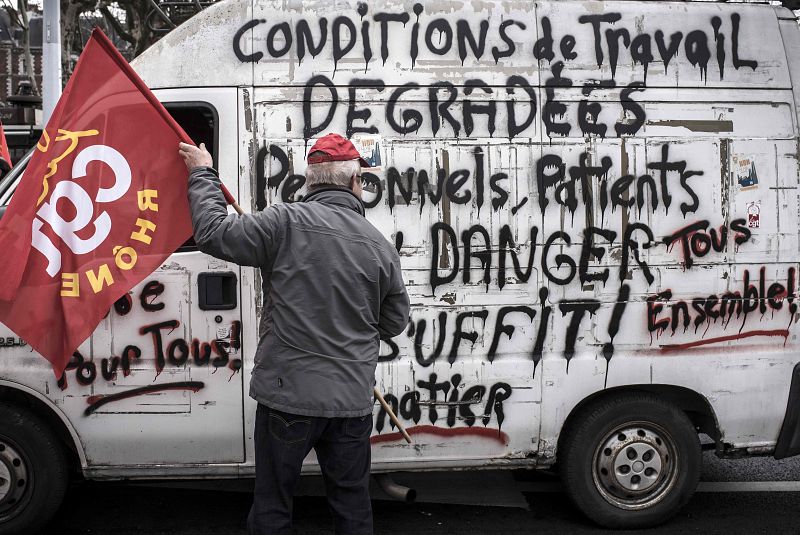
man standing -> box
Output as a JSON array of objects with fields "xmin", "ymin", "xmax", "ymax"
[{"xmin": 179, "ymin": 133, "xmax": 410, "ymax": 535}]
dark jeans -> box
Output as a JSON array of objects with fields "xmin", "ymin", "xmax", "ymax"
[{"xmin": 247, "ymin": 403, "xmax": 373, "ymax": 535}]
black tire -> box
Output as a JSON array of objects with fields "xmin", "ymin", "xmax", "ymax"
[
  {"xmin": 0, "ymin": 402, "xmax": 68, "ymax": 535},
  {"xmin": 560, "ymin": 392, "xmax": 701, "ymax": 529}
]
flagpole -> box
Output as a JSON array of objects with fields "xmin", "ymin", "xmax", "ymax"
[
  {"xmin": 225, "ymin": 198, "xmax": 412, "ymax": 444},
  {"xmin": 42, "ymin": 0, "xmax": 62, "ymax": 124},
  {"xmin": 374, "ymin": 387, "xmax": 413, "ymax": 443}
]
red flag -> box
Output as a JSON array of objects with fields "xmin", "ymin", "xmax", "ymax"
[
  {"xmin": 0, "ymin": 28, "xmax": 194, "ymax": 376},
  {"xmin": 0, "ymin": 120, "xmax": 12, "ymax": 172}
]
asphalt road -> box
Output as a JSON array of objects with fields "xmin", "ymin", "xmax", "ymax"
[
  {"xmin": 45, "ymin": 486, "xmax": 800, "ymax": 535},
  {"xmin": 45, "ymin": 452, "xmax": 800, "ymax": 534}
]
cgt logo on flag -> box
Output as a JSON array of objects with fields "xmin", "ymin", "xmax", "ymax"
[
  {"xmin": 32, "ymin": 129, "xmax": 159, "ymax": 295},
  {"xmin": 0, "ymin": 29, "xmax": 194, "ymax": 376}
]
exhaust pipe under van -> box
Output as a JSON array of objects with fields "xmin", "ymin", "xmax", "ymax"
[{"xmin": 373, "ymin": 473, "xmax": 416, "ymax": 503}]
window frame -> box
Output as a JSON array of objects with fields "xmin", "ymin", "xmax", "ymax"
[
  {"xmin": 163, "ymin": 100, "xmax": 221, "ymax": 170},
  {"xmin": 164, "ymin": 101, "xmax": 221, "ymax": 253}
]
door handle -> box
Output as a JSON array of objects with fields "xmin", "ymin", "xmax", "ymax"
[{"xmin": 197, "ymin": 271, "xmax": 237, "ymax": 310}]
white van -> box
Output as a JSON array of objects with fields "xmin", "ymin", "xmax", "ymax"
[{"xmin": 1, "ymin": 0, "xmax": 800, "ymax": 532}]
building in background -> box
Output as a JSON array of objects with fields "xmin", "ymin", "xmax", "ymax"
[{"xmin": 0, "ymin": 6, "xmax": 41, "ymax": 166}]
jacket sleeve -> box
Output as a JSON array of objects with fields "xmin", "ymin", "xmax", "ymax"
[
  {"xmin": 378, "ymin": 252, "xmax": 410, "ymax": 338},
  {"xmin": 187, "ymin": 167, "xmax": 284, "ymax": 267}
]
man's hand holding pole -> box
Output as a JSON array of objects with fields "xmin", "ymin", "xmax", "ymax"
[{"xmin": 179, "ymin": 142, "xmax": 243, "ymax": 214}]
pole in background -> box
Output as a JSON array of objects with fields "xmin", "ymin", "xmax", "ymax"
[{"xmin": 42, "ymin": 0, "xmax": 61, "ymax": 125}]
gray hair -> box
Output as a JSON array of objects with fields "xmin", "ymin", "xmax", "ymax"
[{"xmin": 305, "ymin": 158, "xmax": 361, "ymax": 190}]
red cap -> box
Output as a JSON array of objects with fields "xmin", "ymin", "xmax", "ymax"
[{"xmin": 307, "ymin": 133, "xmax": 369, "ymax": 167}]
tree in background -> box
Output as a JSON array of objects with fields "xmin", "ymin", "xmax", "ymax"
[
  {"xmin": 61, "ymin": 0, "xmax": 99, "ymax": 74},
  {"xmin": 61, "ymin": 0, "xmax": 218, "ymax": 75}
]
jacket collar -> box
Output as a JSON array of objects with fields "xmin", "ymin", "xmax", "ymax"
[{"xmin": 302, "ymin": 186, "xmax": 365, "ymax": 217}]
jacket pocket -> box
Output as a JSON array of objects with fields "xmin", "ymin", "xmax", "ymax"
[{"xmin": 269, "ymin": 410, "xmax": 311, "ymax": 445}]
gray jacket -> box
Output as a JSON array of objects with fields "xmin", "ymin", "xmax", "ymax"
[{"xmin": 187, "ymin": 167, "xmax": 410, "ymax": 417}]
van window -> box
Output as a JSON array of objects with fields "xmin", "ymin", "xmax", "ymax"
[
  {"xmin": 165, "ymin": 102, "xmax": 219, "ymax": 252},
  {"xmin": 165, "ymin": 102, "xmax": 219, "ymax": 168}
]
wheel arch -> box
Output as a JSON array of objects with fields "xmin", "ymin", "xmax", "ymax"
[
  {"xmin": 0, "ymin": 380, "xmax": 86, "ymax": 475},
  {"xmin": 557, "ymin": 384, "xmax": 720, "ymax": 459}
]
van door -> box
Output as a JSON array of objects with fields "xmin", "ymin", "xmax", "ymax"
[{"xmin": 59, "ymin": 88, "xmax": 246, "ymax": 467}]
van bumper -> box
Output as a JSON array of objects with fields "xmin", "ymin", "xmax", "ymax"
[{"xmin": 775, "ymin": 362, "xmax": 800, "ymax": 459}]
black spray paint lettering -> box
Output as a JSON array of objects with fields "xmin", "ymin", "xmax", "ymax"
[
  {"xmin": 446, "ymin": 310, "xmax": 489, "ymax": 364},
  {"xmin": 58, "ymin": 283, "xmax": 243, "ymax": 390},
  {"xmin": 234, "ymin": 11, "xmax": 759, "ymax": 82},
  {"xmin": 577, "ymin": 13, "xmax": 758, "ymax": 81},
  {"xmin": 430, "ymin": 221, "xmax": 658, "ymax": 292},
  {"xmin": 537, "ymin": 145, "xmax": 700, "ymax": 221},
  {"xmin": 559, "ymin": 300, "xmax": 600, "ymax": 373},
  {"xmin": 332, "ymin": 16, "xmax": 356, "ymax": 72},
  {"xmin": 532, "ymin": 287, "xmax": 552, "ymax": 370},
  {"xmin": 395, "ymin": 297, "xmax": 616, "ymax": 369},
  {"xmin": 407, "ymin": 306, "xmax": 541, "ymax": 367},
  {"xmin": 304, "ymin": 75, "xmax": 539, "ymax": 140},
  {"xmin": 140, "ymin": 280, "xmax": 165, "ymax": 311},
  {"xmin": 302, "ymin": 74, "xmax": 642, "ymax": 141},
  {"xmin": 380, "ymin": 291, "xmax": 669, "ymax": 377},
  {"xmin": 259, "ymin": 143, "xmax": 696, "ymax": 217},
  {"xmin": 603, "ymin": 283, "xmax": 630, "ymax": 365},
  {"xmin": 375, "ymin": 373, "xmax": 512, "ymax": 432},
  {"xmin": 498, "ymin": 226, "xmax": 538, "ymax": 290},
  {"xmin": 579, "ymin": 79, "xmax": 616, "ymax": 138},
  {"xmin": 487, "ymin": 306, "xmax": 536, "ymax": 362},
  {"xmin": 492, "ymin": 20, "xmax": 525, "ymax": 64},
  {"xmin": 255, "ymin": 144, "xmax": 305, "ymax": 207}
]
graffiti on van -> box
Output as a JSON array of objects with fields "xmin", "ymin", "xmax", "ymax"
[
  {"xmin": 234, "ymin": 9, "xmax": 758, "ymax": 84},
  {"xmin": 260, "ymin": 136, "xmax": 799, "ymax": 369},
  {"xmin": 56, "ymin": 281, "xmax": 243, "ymax": 398},
  {"xmin": 300, "ymin": 71, "xmax": 647, "ymax": 140},
  {"xmin": 231, "ymin": 4, "xmax": 794, "ymax": 441},
  {"xmin": 372, "ymin": 373, "xmax": 512, "ymax": 444},
  {"xmin": 234, "ymin": 8, "xmax": 763, "ymax": 140},
  {"xmin": 259, "ymin": 144, "xmax": 705, "ymax": 221}
]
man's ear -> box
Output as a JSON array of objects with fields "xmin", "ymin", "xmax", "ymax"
[{"xmin": 350, "ymin": 173, "xmax": 363, "ymax": 200}]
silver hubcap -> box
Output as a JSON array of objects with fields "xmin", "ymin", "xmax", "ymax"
[
  {"xmin": 0, "ymin": 438, "xmax": 29, "ymax": 517},
  {"xmin": 0, "ymin": 463, "xmax": 9, "ymax": 501},
  {"xmin": 593, "ymin": 422, "xmax": 678, "ymax": 510}
]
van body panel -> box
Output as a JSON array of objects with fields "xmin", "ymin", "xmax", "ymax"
[
  {"xmin": 135, "ymin": 0, "xmax": 254, "ymax": 89},
  {"xmin": 135, "ymin": 1, "xmax": 791, "ymax": 91},
  {"xmin": 1, "ymin": 0, "xmax": 799, "ymax": 482},
  {"xmin": 0, "ymin": 88, "xmax": 247, "ymax": 467},
  {"xmin": 152, "ymin": 0, "xmax": 800, "ymax": 464}
]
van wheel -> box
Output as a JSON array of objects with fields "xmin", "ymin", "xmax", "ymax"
[
  {"xmin": 0, "ymin": 403, "xmax": 68, "ymax": 535},
  {"xmin": 560, "ymin": 392, "xmax": 701, "ymax": 529}
]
